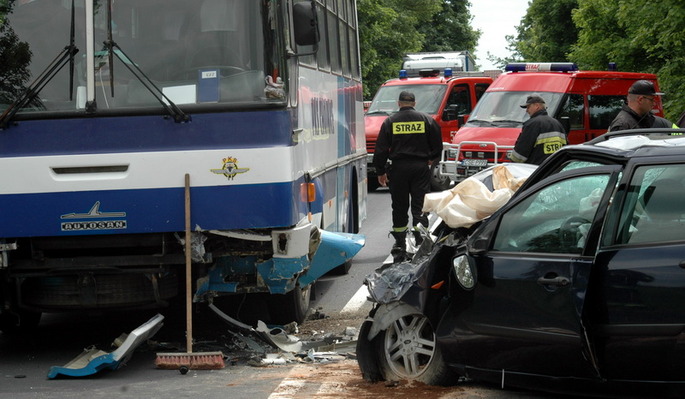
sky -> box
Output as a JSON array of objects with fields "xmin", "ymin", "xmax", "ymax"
[{"xmin": 469, "ymin": 0, "xmax": 531, "ymax": 70}]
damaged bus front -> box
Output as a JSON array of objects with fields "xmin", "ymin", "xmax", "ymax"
[{"xmin": 0, "ymin": 0, "xmax": 366, "ymax": 331}]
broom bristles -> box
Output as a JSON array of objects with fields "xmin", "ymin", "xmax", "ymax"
[{"xmin": 155, "ymin": 351, "xmax": 225, "ymax": 370}]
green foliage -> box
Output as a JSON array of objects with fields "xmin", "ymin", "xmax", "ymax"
[
  {"xmin": 514, "ymin": 0, "xmax": 578, "ymax": 62},
  {"xmin": 358, "ymin": 0, "xmax": 478, "ymax": 99},
  {"xmin": 0, "ymin": 17, "xmax": 31, "ymax": 102},
  {"xmin": 418, "ymin": 0, "xmax": 480, "ymax": 54},
  {"xmin": 570, "ymin": 0, "xmax": 685, "ymax": 120},
  {"xmin": 495, "ymin": 0, "xmax": 685, "ymax": 120}
]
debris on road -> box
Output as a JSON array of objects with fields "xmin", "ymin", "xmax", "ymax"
[{"xmin": 47, "ymin": 313, "xmax": 164, "ymax": 379}]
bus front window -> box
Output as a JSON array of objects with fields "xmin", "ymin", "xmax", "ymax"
[{"xmin": 0, "ymin": 0, "xmax": 285, "ymax": 115}]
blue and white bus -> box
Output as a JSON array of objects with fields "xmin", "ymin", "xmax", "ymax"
[{"xmin": 0, "ymin": 0, "xmax": 366, "ymax": 330}]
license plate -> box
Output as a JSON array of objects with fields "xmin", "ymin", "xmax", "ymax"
[{"xmin": 462, "ymin": 159, "xmax": 488, "ymax": 167}]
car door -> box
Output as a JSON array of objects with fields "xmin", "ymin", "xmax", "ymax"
[
  {"xmin": 456, "ymin": 167, "xmax": 620, "ymax": 377},
  {"xmin": 592, "ymin": 162, "xmax": 685, "ymax": 382}
]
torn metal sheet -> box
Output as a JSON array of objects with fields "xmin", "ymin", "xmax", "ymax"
[
  {"xmin": 47, "ymin": 313, "xmax": 164, "ymax": 379},
  {"xmin": 299, "ymin": 231, "xmax": 365, "ymax": 286},
  {"xmin": 256, "ymin": 320, "xmax": 302, "ymax": 352}
]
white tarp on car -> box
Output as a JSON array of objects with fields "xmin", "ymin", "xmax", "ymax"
[{"xmin": 423, "ymin": 164, "xmax": 537, "ymax": 228}]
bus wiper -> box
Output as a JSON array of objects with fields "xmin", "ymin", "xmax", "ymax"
[
  {"xmin": 0, "ymin": 0, "xmax": 79, "ymax": 130},
  {"xmin": 100, "ymin": 0, "xmax": 189, "ymax": 123},
  {"xmin": 365, "ymin": 111, "xmax": 390, "ymax": 116}
]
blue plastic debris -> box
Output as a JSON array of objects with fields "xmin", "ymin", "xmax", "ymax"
[{"xmin": 47, "ymin": 313, "xmax": 164, "ymax": 379}]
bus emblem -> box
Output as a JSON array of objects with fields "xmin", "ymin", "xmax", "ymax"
[
  {"xmin": 210, "ymin": 157, "xmax": 250, "ymax": 180},
  {"xmin": 60, "ymin": 201, "xmax": 127, "ymax": 231}
]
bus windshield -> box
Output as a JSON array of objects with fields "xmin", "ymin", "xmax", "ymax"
[
  {"xmin": 0, "ymin": 0, "xmax": 285, "ymax": 114},
  {"xmin": 367, "ymin": 84, "xmax": 447, "ymax": 115},
  {"xmin": 466, "ymin": 91, "xmax": 564, "ymax": 126}
]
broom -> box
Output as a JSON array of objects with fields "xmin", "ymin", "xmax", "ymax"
[{"xmin": 156, "ymin": 173, "xmax": 225, "ymax": 371}]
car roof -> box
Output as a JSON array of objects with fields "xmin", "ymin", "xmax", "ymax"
[
  {"xmin": 517, "ymin": 129, "xmax": 685, "ymax": 194},
  {"xmin": 583, "ymin": 129, "xmax": 685, "ymax": 156}
]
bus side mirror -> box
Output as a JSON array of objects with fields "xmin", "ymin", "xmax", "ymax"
[{"xmin": 293, "ymin": 1, "xmax": 319, "ymax": 46}]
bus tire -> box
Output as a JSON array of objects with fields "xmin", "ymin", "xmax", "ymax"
[{"xmin": 268, "ymin": 284, "xmax": 311, "ymax": 325}]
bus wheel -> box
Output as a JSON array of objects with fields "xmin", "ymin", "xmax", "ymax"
[
  {"xmin": 0, "ymin": 309, "xmax": 41, "ymax": 334},
  {"xmin": 268, "ymin": 284, "xmax": 311, "ymax": 325}
]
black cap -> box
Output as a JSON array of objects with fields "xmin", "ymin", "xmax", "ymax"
[
  {"xmin": 628, "ymin": 80, "xmax": 664, "ymax": 96},
  {"xmin": 398, "ymin": 91, "xmax": 415, "ymax": 102},
  {"xmin": 520, "ymin": 95, "xmax": 545, "ymax": 108}
]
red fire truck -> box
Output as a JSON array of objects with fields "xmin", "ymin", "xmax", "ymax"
[
  {"xmin": 440, "ymin": 62, "xmax": 664, "ymax": 183},
  {"xmin": 365, "ymin": 68, "xmax": 496, "ymax": 191}
]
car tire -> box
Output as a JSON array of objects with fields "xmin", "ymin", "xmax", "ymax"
[
  {"xmin": 373, "ymin": 310, "xmax": 454, "ymax": 385},
  {"xmin": 357, "ymin": 318, "xmax": 384, "ymax": 382},
  {"xmin": 430, "ymin": 162, "xmax": 451, "ymax": 192},
  {"xmin": 267, "ymin": 284, "xmax": 311, "ymax": 325}
]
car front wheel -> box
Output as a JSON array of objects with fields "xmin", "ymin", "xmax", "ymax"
[{"xmin": 372, "ymin": 309, "xmax": 454, "ymax": 385}]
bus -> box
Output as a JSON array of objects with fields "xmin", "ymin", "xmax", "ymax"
[{"xmin": 0, "ymin": 0, "xmax": 366, "ymax": 330}]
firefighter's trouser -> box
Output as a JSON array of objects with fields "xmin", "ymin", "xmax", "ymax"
[{"xmin": 388, "ymin": 158, "xmax": 430, "ymax": 230}]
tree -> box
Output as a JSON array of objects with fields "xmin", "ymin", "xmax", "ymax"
[
  {"xmin": 509, "ymin": 0, "xmax": 578, "ymax": 62},
  {"xmin": 418, "ymin": 0, "xmax": 480, "ymax": 55},
  {"xmin": 570, "ymin": 0, "xmax": 685, "ymax": 120},
  {"xmin": 358, "ymin": 0, "xmax": 477, "ymax": 99}
]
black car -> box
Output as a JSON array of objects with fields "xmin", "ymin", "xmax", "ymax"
[{"xmin": 357, "ymin": 129, "xmax": 685, "ymax": 398}]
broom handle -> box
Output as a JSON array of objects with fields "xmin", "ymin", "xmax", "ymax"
[{"xmin": 185, "ymin": 173, "xmax": 193, "ymax": 354}]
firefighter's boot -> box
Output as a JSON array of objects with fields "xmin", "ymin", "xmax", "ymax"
[
  {"xmin": 390, "ymin": 231, "xmax": 408, "ymax": 263},
  {"xmin": 412, "ymin": 230, "xmax": 423, "ymax": 246}
]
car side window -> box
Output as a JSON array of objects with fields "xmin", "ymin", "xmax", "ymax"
[
  {"xmin": 619, "ymin": 165, "xmax": 685, "ymax": 245},
  {"xmin": 492, "ymin": 174, "xmax": 611, "ymax": 254}
]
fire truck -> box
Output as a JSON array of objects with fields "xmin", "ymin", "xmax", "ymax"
[
  {"xmin": 365, "ymin": 66, "xmax": 497, "ymax": 191},
  {"xmin": 440, "ymin": 63, "xmax": 664, "ymax": 183}
]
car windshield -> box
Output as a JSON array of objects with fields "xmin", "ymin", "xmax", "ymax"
[
  {"xmin": 367, "ymin": 84, "xmax": 447, "ymax": 115},
  {"xmin": 0, "ymin": 0, "xmax": 282, "ymax": 114},
  {"xmin": 466, "ymin": 91, "xmax": 564, "ymax": 126}
]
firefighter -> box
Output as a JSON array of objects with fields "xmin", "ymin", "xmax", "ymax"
[
  {"xmin": 609, "ymin": 80, "xmax": 673, "ymax": 131},
  {"xmin": 373, "ymin": 91, "xmax": 442, "ymax": 262},
  {"xmin": 509, "ymin": 95, "xmax": 567, "ymax": 165}
]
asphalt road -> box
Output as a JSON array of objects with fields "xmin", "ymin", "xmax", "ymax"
[{"xmin": 0, "ymin": 187, "xmax": 593, "ymax": 398}]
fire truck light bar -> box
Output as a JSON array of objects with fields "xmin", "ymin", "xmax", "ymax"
[{"xmin": 505, "ymin": 63, "xmax": 578, "ymax": 72}]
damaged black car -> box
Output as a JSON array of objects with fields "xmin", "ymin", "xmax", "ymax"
[{"xmin": 357, "ymin": 129, "xmax": 685, "ymax": 398}]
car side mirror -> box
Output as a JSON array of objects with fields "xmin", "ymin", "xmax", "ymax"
[
  {"xmin": 560, "ymin": 116, "xmax": 570, "ymax": 134},
  {"xmin": 443, "ymin": 104, "xmax": 458, "ymax": 121}
]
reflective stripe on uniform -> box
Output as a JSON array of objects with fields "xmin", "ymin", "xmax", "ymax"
[{"xmin": 535, "ymin": 131, "xmax": 567, "ymax": 154}]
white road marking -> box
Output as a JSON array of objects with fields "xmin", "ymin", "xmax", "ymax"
[
  {"xmin": 340, "ymin": 284, "xmax": 369, "ymax": 313},
  {"xmin": 267, "ymin": 376, "xmax": 307, "ymax": 399},
  {"xmin": 340, "ymin": 254, "xmax": 392, "ymax": 314}
]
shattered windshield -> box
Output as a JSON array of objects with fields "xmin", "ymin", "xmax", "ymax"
[
  {"xmin": 0, "ymin": 0, "xmax": 285, "ymax": 115},
  {"xmin": 466, "ymin": 91, "xmax": 564, "ymax": 127},
  {"xmin": 366, "ymin": 84, "xmax": 447, "ymax": 115}
]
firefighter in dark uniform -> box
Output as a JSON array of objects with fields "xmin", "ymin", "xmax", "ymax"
[
  {"xmin": 509, "ymin": 95, "xmax": 567, "ymax": 165},
  {"xmin": 609, "ymin": 80, "xmax": 674, "ymax": 131},
  {"xmin": 373, "ymin": 91, "xmax": 442, "ymax": 262}
]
